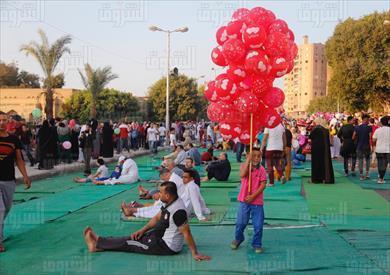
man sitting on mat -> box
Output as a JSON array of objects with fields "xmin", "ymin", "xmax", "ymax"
[
  {"xmin": 83, "ymin": 181, "xmax": 211, "ymax": 261},
  {"xmin": 201, "ymin": 152, "xmax": 231, "ymax": 182},
  {"xmin": 122, "ymin": 168, "xmax": 184, "ymax": 218},
  {"xmin": 184, "ymin": 157, "xmax": 201, "ymax": 187},
  {"xmin": 122, "ymin": 189, "xmax": 163, "ymax": 218},
  {"xmin": 94, "ymin": 156, "xmax": 139, "ymax": 185},
  {"xmin": 181, "ymin": 169, "xmax": 210, "ymax": 221}
]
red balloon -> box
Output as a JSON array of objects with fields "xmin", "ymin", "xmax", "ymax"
[
  {"xmin": 268, "ymin": 19, "xmax": 289, "ymax": 35},
  {"xmin": 239, "ymin": 129, "xmax": 258, "ymax": 145},
  {"xmin": 238, "ymin": 75, "xmax": 254, "ymax": 91},
  {"xmin": 220, "ymin": 122, "xmax": 242, "ymax": 140},
  {"xmin": 242, "ymin": 24, "xmax": 267, "ymax": 49},
  {"xmin": 207, "ymin": 102, "xmax": 222, "ymax": 122},
  {"xmin": 286, "ymin": 28, "xmax": 295, "ymax": 41},
  {"xmin": 246, "ymin": 7, "xmax": 275, "ymax": 28},
  {"xmin": 264, "ymin": 32, "xmax": 290, "ymax": 57},
  {"xmin": 215, "ymin": 74, "xmax": 237, "ymax": 101},
  {"xmin": 262, "ymin": 87, "xmax": 285, "ymax": 108},
  {"xmin": 204, "ymin": 81, "xmax": 219, "ymax": 102},
  {"xmin": 227, "ymin": 65, "xmax": 247, "ymax": 83},
  {"xmin": 211, "ymin": 46, "xmax": 228, "ymax": 66},
  {"xmin": 226, "ymin": 20, "xmax": 246, "ymax": 40},
  {"xmin": 259, "ymin": 108, "xmax": 281, "ymax": 128},
  {"xmin": 234, "ymin": 91, "xmax": 259, "ymax": 113},
  {"xmin": 232, "ymin": 8, "xmax": 250, "ymax": 21},
  {"xmin": 222, "ymin": 38, "xmax": 246, "ymax": 65},
  {"xmin": 216, "ymin": 26, "xmax": 229, "ymax": 46},
  {"xmin": 286, "ymin": 41, "xmax": 298, "ymax": 60},
  {"xmin": 223, "ymin": 106, "xmax": 248, "ymax": 124},
  {"xmin": 251, "ymin": 75, "xmax": 273, "ymax": 97},
  {"xmin": 269, "ymin": 56, "xmax": 290, "ymax": 78},
  {"xmin": 244, "ymin": 49, "xmax": 270, "ymax": 76}
]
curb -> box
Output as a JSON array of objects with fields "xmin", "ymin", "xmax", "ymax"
[{"xmin": 15, "ymin": 147, "xmax": 169, "ymax": 185}]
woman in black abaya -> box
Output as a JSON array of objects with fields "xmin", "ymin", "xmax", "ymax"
[
  {"xmin": 309, "ymin": 117, "xmax": 334, "ymax": 183},
  {"xmin": 101, "ymin": 122, "xmax": 114, "ymax": 158}
]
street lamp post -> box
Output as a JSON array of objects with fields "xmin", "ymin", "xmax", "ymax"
[{"xmin": 149, "ymin": 26, "xmax": 188, "ymax": 135}]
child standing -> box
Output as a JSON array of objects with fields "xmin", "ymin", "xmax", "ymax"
[{"xmin": 231, "ymin": 147, "xmax": 267, "ymax": 253}]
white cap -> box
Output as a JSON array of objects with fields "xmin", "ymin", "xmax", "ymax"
[{"xmin": 118, "ymin": 156, "xmax": 126, "ymax": 164}]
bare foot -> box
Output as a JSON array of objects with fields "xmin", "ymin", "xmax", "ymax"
[
  {"xmin": 0, "ymin": 243, "xmax": 5, "ymax": 253},
  {"xmin": 83, "ymin": 227, "xmax": 98, "ymax": 252},
  {"xmin": 121, "ymin": 202, "xmax": 132, "ymax": 216}
]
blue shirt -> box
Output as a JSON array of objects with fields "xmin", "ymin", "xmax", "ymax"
[{"xmin": 355, "ymin": 123, "xmax": 372, "ymax": 150}]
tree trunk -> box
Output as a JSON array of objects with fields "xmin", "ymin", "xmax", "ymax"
[
  {"xmin": 45, "ymin": 87, "xmax": 54, "ymax": 119},
  {"xmin": 90, "ymin": 95, "xmax": 97, "ymax": 119}
]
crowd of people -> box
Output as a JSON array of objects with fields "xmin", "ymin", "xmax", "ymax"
[{"xmin": 1, "ymin": 109, "xmax": 388, "ymax": 257}]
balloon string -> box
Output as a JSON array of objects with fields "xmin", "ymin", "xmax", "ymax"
[{"xmin": 248, "ymin": 112, "xmax": 253, "ymax": 194}]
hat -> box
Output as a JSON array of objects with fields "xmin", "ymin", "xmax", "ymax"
[{"xmin": 118, "ymin": 156, "xmax": 126, "ymax": 164}]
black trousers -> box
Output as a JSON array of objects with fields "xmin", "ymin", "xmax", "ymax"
[
  {"xmin": 376, "ymin": 153, "xmax": 389, "ymax": 180},
  {"xmin": 96, "ymin": 231, "xmax": 177, "ymax": 255}
]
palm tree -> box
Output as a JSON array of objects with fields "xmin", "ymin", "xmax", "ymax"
[
  {"xmin": 20, "ymin": 29, "xmax": 72, "ymax": 119},
  {"xmin": 78, "ymin": 64, "xmax": 118, "ymax": 119}
]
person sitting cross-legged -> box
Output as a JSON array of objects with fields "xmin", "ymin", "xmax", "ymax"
[
  {"xmin": 83, "ymin": 181, "xmax": 211, "ymax": 261},
  {"xmin": 74, "ymin": 158, "xmax": 109, "ymax": 183},
  {"xmin": 201, "ymin": 152, "xmax": 231, "ymax": 182}
]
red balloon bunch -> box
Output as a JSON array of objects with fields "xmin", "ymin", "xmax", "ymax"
[{"xmin": 206, "ymin": 7, "xmax": 297, "ymax": 144}]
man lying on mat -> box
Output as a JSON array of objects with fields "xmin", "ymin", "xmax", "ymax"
[{"xmin": 83, "ymin": 181, "xmax": 211, "ymax": 261}]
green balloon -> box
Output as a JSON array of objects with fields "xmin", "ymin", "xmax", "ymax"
[
  {"xmin": 32, "ymin": 108, "xmax": 42, "ymax": 118},
  {"xmin": 114, "ymin": 128, "xmax": 120, "ymax": 134}
]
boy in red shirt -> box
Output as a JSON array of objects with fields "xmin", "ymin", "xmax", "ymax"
[{"xmin": 231, "ymin": 147, "xmax": 267, "ymax": 253}]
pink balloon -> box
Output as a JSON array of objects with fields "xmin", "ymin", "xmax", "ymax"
[
  {"xmin": 242, "ymin": 24, "xmax": 267, "ymax": 49},
  {"xmin": 211, "ymin": 46, "xmax": 228, "ymax": 66},
  {"xmin": 232, "ymin": 8, "xmax": 250, "ymax": 21},
  {"xmin": 69, "ymin": 119, "xmax": 76, "ymax": 129},
  {"xmin": 269, "ymin": 56, "xmax": 290, "ymax": 78},
  {"xmin": 234, "ymin": 91, "xmax": 259, "ymax": 113},
  {"xmin": 216, "ymin": 26, "xmax": 229, "ymax": 46},
  {"xmin": 222, "ymin": 38, "xmax": 246, "ymax": 65},
  {"xmin": 204, "ymin": 81, "xmax": 219, "ymax": 102},
  {"xmin": 264, "ymin": 32, "xmax": 290, "ymax": 57},
  {"xmin": 244, "ymin": 49, "xmax": 270, "ymax": 76},
  {"xmin": 226, "ymin": 20, "xmax": 246, "ymax": 39},
  {"xmin": 262, "ymin": 87, "xmax": 285, "ymax": 108},
  {"xmin": 227, "ymin": 65, "xmax": 247, "ymax": 83},
  {"xmin": 62, "ymin": 141, "xmax": 72, "ymax": 150}
]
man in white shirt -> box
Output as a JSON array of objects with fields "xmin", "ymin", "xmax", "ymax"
[
  {"xmin": 372, "ymin": 116, "xmax": 389, "ymax": 184},
  {"xmin": 158, "ymin": 124, "xmax": 167, "ymax": 146},
  {"xmin": 104, "ymin": 156, "xmax": 138, "ymax": 185},
  {"xmin": 181, "ymin": 169, "xmax": 210, "ymax": 221},
  {"xmin": 260, "ymin": 123, "xmax": 286, "ymax": 186},
  {"xmin": 147, "ymin": 123, "xmax": 159, "ymax": 154},
  {"xmin": 122, "ymin": 168, "xmax": 184, "ymax": 217}
]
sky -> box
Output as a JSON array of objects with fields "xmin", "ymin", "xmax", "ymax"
[{"xmin": 1, "ymin": 0, "xmax": 389, "ymax": 96}]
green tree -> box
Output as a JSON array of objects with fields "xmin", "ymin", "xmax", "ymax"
[
  {"xmin": 0, "ymin": 62, "xmax": 40, "ymax": 88},
  {"xmin": 61, "ymin": 88, "xmax": 139, "ymax": 123},
  {"xmin": 306, "ymin": 94, "xmax": 339, "ymax": 113},
  {"xmin": 78, "ymin": 64, "xmax": 118, "ymax": 119},
  {"xmin": 325, "ymin": 11, "xmax": 390, "ymax": 112},
  {"xmin": 20, "ymin": 29, "xmax": 72, "ymax": 118},
  {"xmin": 147, "ymin": 74, "xmax": 206, "ymax": 121},
  {"xmin": 43, "ymin": 73, "xmax": 65, "ymax": 89}
]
